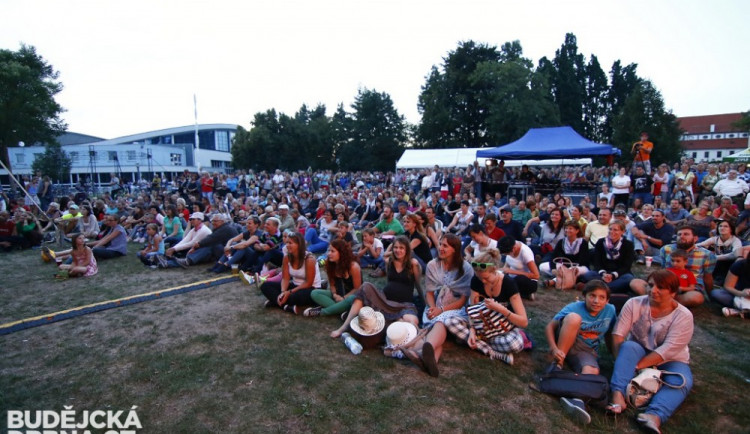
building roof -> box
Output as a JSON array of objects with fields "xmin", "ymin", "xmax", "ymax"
[
  {"xmin": 56, "ymin": 132, "xmax": 107, "ymax": 145},
  {"xmin": 677, "ymin": 113, "xmax": 743, "ymax": 133},
  {"xmin": 681, "ymin": 139, "xmax": 748, "ymax": 150}
]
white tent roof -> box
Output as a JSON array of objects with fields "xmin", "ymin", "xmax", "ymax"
[{"xmin": 395, "ymin": 148, "xmax": 591, "ymax": 169}]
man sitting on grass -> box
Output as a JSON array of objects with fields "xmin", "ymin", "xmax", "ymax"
[{"xmin": 173, "ymin": 213, "xmax": 239, "ymax": 268}]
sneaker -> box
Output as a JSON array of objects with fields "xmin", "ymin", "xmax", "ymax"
[
  {"xmin": 369, "ymin": 268, "xmax": 386, "ymax": 278},
  {"xmin": 722, "ymin": 307, "xmax": 740, "ymax": 317},
  {"xmin": 303, "ymin": 306, "xmax": 323, "ymax": 317},
  {"xmin": 156, "ymin": 255, "xmax": 169, "ymax": 269},
  {"xmin": 636, "ymin": 254, "xmax": 646, "ymax": 265},
  {"xmin": 560, "ymin": 397, "xmax": 591, "ymax": 425},
  {"xmin": 239, "ymin": 270, "xmax": 255, "ymax": 286},
  {"xmin": 263, "ymin": 300, "xmax": 273, "ymax": 308},
  {"xmin": 174, "ymin": 257, "xmax": 189, "ymax": 269},
  {"xmin": 489, "ymin": 350, "xmax": 514, "ymax": 365}
]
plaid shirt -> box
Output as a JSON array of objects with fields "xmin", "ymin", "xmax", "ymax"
[{"xmin": 660, "ymin": 244, "xmax": 716, "ymax": 292}]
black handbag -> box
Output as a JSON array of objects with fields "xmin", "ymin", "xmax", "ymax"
[{"xmin": 536, "ymin": 368, "xmax": 609, "ymax": 406}]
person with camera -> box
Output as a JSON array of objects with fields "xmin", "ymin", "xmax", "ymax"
[{"xmin": 631, "ymin": 131, "xmax": 654, "ymax": 174}]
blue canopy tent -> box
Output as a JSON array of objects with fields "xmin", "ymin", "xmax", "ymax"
[{"xmin": 475, "ymin": 126, "xmax": 621, "ymax": 160}]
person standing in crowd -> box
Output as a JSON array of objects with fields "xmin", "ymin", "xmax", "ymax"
[{"xmin": 631, "ymin": 131, "xmax": 653, "ymax": 174}]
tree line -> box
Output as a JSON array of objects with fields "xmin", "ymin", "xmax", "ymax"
[{"xmin": 234, "ymin": 33, "xmax": 683, "ymax": 171}]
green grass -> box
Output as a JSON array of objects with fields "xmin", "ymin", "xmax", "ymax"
[{"xmin": 1, "ymin": 245, "xmax": 749, "ymax": 433}]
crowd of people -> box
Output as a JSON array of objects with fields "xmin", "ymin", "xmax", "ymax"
[{"xmin": 3, "ymin": 145, "xmax": 750, "ymax": 431}]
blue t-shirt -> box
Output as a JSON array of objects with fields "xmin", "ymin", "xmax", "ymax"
[{"xmin": 553, "ymin": 301, "xmax": 616, "ymax": 354}]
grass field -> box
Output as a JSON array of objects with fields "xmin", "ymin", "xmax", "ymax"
[{"xmin": 1, "ymin": 244, "xmax": 749, "ymax": 433}]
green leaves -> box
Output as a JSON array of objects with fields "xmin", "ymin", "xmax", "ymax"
[{"xmin": 0, "ymin": 44, "xmax": 66, "ymax": 165}]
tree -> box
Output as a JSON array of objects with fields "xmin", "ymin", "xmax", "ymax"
[
  {"xmin": 0, "ymin": 44, "xmax": 67, "ymax": 165},
  {"xmin": 32, "ymin": 142, "xmax": 71, "ymax": 182},
  {"xmin": 583, "ymin": 55, "xmax": 609, "ymax": 143},
  {"xmin": 339, "ymin": 88, "xmax": 407, "ymax": 171},
  {"xmin": 550, "ymin": 33, "xmax": 586, "ymax": 134},
  {"xmin": 417, "ymin": 41, "xmax": 502, "ymax": 148},
  {"xmin": 611, "ymin": 80, "xmax": 682, "ymax": 166},
  {"xmin": 731, "ymin": 110, "xmax": 750, "ymax": 131}
]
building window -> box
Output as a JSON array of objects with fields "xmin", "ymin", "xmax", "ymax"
[
  {"xmin": 216, "ymin": 131, "xmax": 229, "ymax": 152},
  {"xmin": 15, "ymin": 154, "xmax": 25, "ymax": 164},
  {"xmin": 741, "ymin": 133, "xmax": 749, "ymax": 138},
  {"xmin": 108, "ymin": 151, "xmax": 118, "ymax": 161},
  {"xmin": 730, "ymin": 150, "xmax": 735, "ymax": 155},
  {"xmin": 693, "ymin": 152, "xmax": 698, "ymax": 158},
  {"xmin": 714, "ymin": 134, "xmax": 722, "ymax": 139},
  {"xmin": 69, "ymin": 151, "xmax": 79, "ymax": 164},
  {"xmin": 701, "ymin": 135, "xmax": 709, "ymax": 139},
  {"xmin": 704, "ymin": 151, "xmax": 709, "ymax": 158},
  {"xmin": 127, "ymin": 150, "xmax": 137, "ymax": 161},
  {"xmin": 717, "ymin": 151, "xmax": 722, "ymax": 158},
  {"xmin": 170, "ymin": 153, "xmax": 182, "ymax": 165},
  {"xmin": 728, "ymin": 134, "xmax": 735, "ymax": 138}
]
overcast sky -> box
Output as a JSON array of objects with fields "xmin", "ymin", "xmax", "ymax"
[{"xmin": 2, "ymin": 0, "xmax": 748, "ymax": 140}]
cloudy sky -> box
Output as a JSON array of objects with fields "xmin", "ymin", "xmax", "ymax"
[{"xmin": 2, "ymin": 0, "xmax": 748, "ymax": 140}]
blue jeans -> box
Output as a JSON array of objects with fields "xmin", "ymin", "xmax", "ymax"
[
  {"xmin": 305, "ymin": 228, "xmax": 329, "ymax": 254},
  {"xmin": 359, "ymin": 255, "xmax": 384, "ymax": 269},
  {"xmin": 709, "ymin": 288, "xmax": 735, "ymax": 307},
  {"xmin": 187, "ymin": 244, "xmax": 223, "ymax": 265},
  {"xmin": 581, "ymin": 271, "xmax": 634, "ymax": 293},
  {"xmin": 633, "ymin": 192, "xmax": 654, "ymax": 205},
  {"xmin": 611, "ymin": 341, "xmax": 693, "ymax": 423}
]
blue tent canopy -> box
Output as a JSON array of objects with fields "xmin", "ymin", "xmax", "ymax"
[{"xmin": 476, "ymin": 126, "xmax": 621, "ymax": 160}]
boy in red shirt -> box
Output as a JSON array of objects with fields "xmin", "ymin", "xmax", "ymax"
[{"xmin": 667, "ymin": 249, "xmax": 697, "ymax": 294}]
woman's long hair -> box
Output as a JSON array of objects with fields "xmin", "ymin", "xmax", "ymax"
[
  {"xmin": 389, "ymin": 235, "xmax": 416, "ymax": 282},
  {"xmin": 286, "ymin": 232, "xmax": 307, "ymax": 267},
  {"xmin": 326, "ymin": 239, "xmax": 354, "ymax": 284},
  {"xmin": 442, "ymin": 233, "xmax": 465, "ymax": 278}
]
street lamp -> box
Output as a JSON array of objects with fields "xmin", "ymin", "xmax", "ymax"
[{"xmin": 136, "ymin": 162, "xmax": 140, "ymax": 183}]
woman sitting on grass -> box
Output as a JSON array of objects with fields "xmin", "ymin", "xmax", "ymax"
[
  {"xmin": 161, "ymin": 205, "xmax": 184, "ymax": 248},
  {"xmin": 606, "ymin": 270, "xmax": 694, "ymax": 434},
  {"xmin": 260, "ymin": 232, "xmax": 321, "ymax": 315},
  {"xmin": 445, "ymin": 249, "xmax": 528, "ymax": 366},
  {"xmin": 56, "ymin": 233, "xmax": 97, "ymax": 278},
  {"xmin": 136, "ymin": 223, "xmax": 164, "ymax": 266},
  {"xmin": 402, "ymin": 233, "xmax": 473, "ymax": 377},
  {"xmin": 330, "ymin": 235, "xmax": 421, "ymax": 338},
  {"xmin": 306, "ymin": 240, "xmax": 362, "ymax": 317},
  {"xmin": 540, "ymin": 220, "xmax": 590, "ymax": 288}
]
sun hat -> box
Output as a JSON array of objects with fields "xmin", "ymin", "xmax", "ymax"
[
  {"xmin": 189, "ymin": 211, "xmax": 205, "ymax": 220},
  {"xmin": 350, "ymin": 307, "xmax": 385, "ymax": 336},
  {"xmin": 278, "ymin": 204, "xmax": 289, "ymax": 210},
  {"xmin": 386, "ymin": 322, "xmax": 418, "ymax": 347}
]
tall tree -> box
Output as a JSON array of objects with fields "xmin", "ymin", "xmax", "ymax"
[
  {"xmin": 605, "ymin": 60, "xmax": 640, "ymax": 142},
  {"xmin": 611, "ymin": 80, "xmax": 682, "ymax": 166},
  {"xmin": 550, "ymin": 33, "xmax": 586, "ymax": 134},
  {"xmin": 417, "ymin": 41, "xmax": 502, "ymax": 148},
  {"xmin": 32, "ymin": 142, "xmax": 71, "ymax": 183},
  {"xmin": 731, "ymin": 110, "xmax": 750, "ymax": 131},
  {"xmin": 583, "ymin": 55, "xmax": 609, "ymax": 143},
  {"xmin": 0, "ymin": 45, "xmax": 67, "ymax": 165},
  {"xmin": 340, "ymin": 88, "xmax": 406, "ymax": 171}
]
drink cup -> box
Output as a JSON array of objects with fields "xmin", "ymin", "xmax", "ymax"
[
  {"xmin": 231, "ymin": 264, "xmax": 239, "ymax": 275},
  {"xmin": 645, "ymin": 256, "xmax": 653, "ymax": 267},
  {"xmin": 525, "ymin": 237, "xmax": 532, "ymax": 245}
]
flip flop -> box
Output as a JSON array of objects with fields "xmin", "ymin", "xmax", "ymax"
[
  {"xmin": 421, "ymin": 343, "xmax": 439, "ymax": 378},
  {"xmin": 637, "ymin": 413, "xmax": 661, "ymax": 434}
]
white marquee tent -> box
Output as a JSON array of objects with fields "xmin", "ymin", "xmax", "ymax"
[{"xmin": 395, "ymin": 148, "xmax": 591, "ymax": 169}]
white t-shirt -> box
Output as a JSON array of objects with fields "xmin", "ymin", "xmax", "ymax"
[
  {"xmin": 469, "ymin": 238, "xmax": 498, "ymax": 259},
  {"xmin": 504, "ymin": 242, "xmax": 535, "ymax": 273},
  {"xmin": 611, "ymin": 175, "xmax": 631, "ymax": 194}
]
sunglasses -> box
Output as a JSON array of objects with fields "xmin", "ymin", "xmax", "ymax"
[{"xmin": 471, "ymin": 262, "xmax": 494, "ymax": 270}]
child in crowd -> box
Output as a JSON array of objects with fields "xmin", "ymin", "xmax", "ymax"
[
  {"xmin": 136, "ymin": 223, "xmax": 164, "ymax": 266},
  {"xmin": 56, "ymin": 233, "xmax": 98, "ymax": 278},
  {"xmin": 666, "ymin": 249, "xmax": 697, "ymax": 295},
  {"xmin": 544, "ymin": 280, "xmax": 617, "ymax": 425}
]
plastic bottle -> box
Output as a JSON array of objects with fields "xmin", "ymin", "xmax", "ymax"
[{"xmin": 340, "ymin": 332, "xmax": 362, "ymax": 355}]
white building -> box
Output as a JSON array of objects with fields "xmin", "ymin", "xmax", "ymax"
[
  {"xmin": 2, "ymin": 124, "xmax": 238, "ymax": 185},
  {"xmin": 677, "ymin": 113, "xmax": 749, "ymax": 162}
]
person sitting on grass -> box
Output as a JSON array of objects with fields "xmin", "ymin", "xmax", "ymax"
[
  {"xmin": 545, "ymin": 280, "xmax": 616, "ymax": 425},
  {"xmin": 55, "ymin": 233, "xmax": 98, "ymax": 278},
  {"xmin": 497, "ymin": 235, "xmax": 540, "ymax": 301},
  {"xmin": 401, "ymin": 233, "xmax": 473, "ymax": 377},
  {"xmin": 580, "ymin": 220, "xmax": 634, "ymax": 299},
  {"xmin": 540, "ymin": 220, "xmax": 590, "ymax": 288},
  {"xmin": 161, "ymin": 212, "xmax": 212, "ymax": 266},
  {"xmin": 356, "ymin": 228, "xmax": 384, "ymax": 271},
  {"xmin": 78, "ymin": 206, "xmax": 100, "ymax": 240},
  {"xmin": 696, "ymin": 219, "xmax": 743, "ymax": 287},
  {"xmin": 172, "ymin": 213, "xmax": 239, "ymax": 268},
  {"xmin": 161, "ymin": 205, "xmax": 184, "ymax": 248},
  {"xmin": 630, "ymin": 225, "xmax": 715, "ymax": 308},
  {"xmin": 445, "ymin": 249, "xmax": 528, "ymax": 366},
  {"xmin": 606, "ymin": 270, "xmax": 694, "ymax": 434},
  {"xmin": 260, "ymin": 232, "xmax": 321, "ymax": 315},
  {"xmin": 306, "ymin": 240, "xmax": 362, "ymax": 317},
  {"xmin": 330, "ymin": 235, "xmax": 422, "ymax": 338},
  {"xmin": 663, "ymin": 249, "xmax": 697, "ymax": 295},
  {"xmin": 710, "ymin": 250, "xmax": 750, "ymax": 318},
  {"xmin": 136, "ymin": 223, "xmax": 164, "ymax": 266},
  {"xmin": 463, "ymin": 223, "xmax": 497, "ymax": 261},
  {"xmin": 207, "ymin": 216, "xmax": 263, "ymax": 273}
]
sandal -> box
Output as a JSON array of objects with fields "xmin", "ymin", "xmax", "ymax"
[
  {"xmin": 605, "ymin": 403, "xmax": 623, "ymax": 415},
  {"xmin": 637, "ymin": 413, "xmax": 661, "ymax": 434}
]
